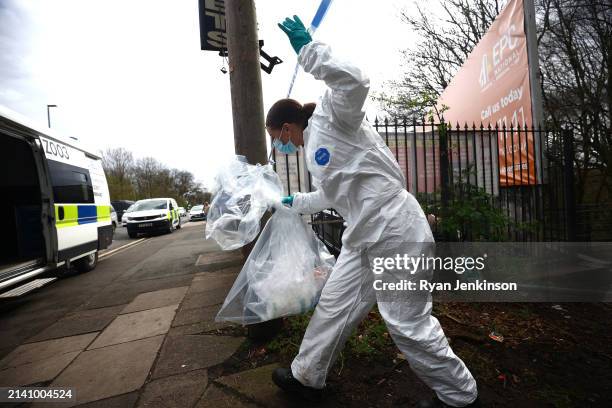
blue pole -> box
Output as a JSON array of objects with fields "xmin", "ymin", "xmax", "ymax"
[
  {"xmin": 310, "ymin": 0, "xmax": 333, "ymax": 32},
  {"xmin": 287, "ymin": 0, "xmax": 334, "ymax": 97}
]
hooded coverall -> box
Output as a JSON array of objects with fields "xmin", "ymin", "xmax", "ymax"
[{"xmin": 289, "ymin": 41, "xmax": 478, "ymax": 407}]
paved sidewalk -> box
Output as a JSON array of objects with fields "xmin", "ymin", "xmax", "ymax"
[{"xmin": 0, "ymin": 242, "xmax": 301, "ymax": 407}]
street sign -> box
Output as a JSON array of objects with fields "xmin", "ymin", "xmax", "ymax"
[{"xmin": 198, "ymin": 0, "xmax": 227, "ymax": 53}]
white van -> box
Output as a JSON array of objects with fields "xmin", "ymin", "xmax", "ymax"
[
  {"xmin": 124, "ymin": 198, "xmax": 181, "ymax": 238},
  {"xmin": 0, "ymin": 106, "xmax": 113, "ymax": 291}
]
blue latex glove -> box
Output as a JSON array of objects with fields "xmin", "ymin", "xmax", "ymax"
[
  {"xmin": 278, "ymin": 15, "xmax": 312, "ymax": 54},
  {"xmin": 281, "ymin": 195, "xmax": 294, "ymax": 206}
]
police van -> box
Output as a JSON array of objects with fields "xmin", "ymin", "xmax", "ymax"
[
  {"xmin": 0, "ymin": 105, "xmax": 113, "ymax": 291},
  {"xmin": 124, "ymin": 198, "xmax": 181, "ymax": 238}
]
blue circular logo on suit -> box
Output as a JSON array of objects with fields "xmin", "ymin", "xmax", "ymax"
[{"xmin": 315, "ymin": 147, "xmax": 330, "ymax": 166}]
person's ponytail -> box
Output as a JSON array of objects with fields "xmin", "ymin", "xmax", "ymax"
[{"xmin": 301, "ymin": 103, "xmax": 316, "ymax": 128}]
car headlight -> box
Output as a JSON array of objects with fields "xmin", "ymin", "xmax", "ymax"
[{"xmin": 124, "ymin": 216, "xmax": 130, "ymax": 221}]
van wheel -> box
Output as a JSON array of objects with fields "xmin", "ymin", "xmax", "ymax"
[
  {"xmin": 176, "ymin": 220, "xmax": 182, "ymax": 229},
  {"xmin": 167, "ymin": 221, "xmax": 174, "ymax": 234},
  {"xmin": 73, "ymin": 252, "xmax": 98, "ymax": 273}
]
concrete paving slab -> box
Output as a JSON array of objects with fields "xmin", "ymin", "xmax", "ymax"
[
  {"xmin": 137, "ymin": 369, "xmax": 208, "ymax": 408},
  {"xmin": 28, "ymin": 306, "xmax": 124, "ymax": 343},
  {"xmin": 152, "ymin": 335, "xmax": 244, "ymax": 379},
  {"xmin": 121, "ymin": 287, "xmax": 189, "ymax": 314},
  {"xmin": 0, "ymin": 309, "xmax": 71, "ymax": 355},
  {"xmin": 169, "ymin": 321, "xmax": 235, "ymax": 337},
  {"xmin": 0, "ymin": 305, "xmax": 69, "ymax": 331},
  {"xmin": 0, "ymin": 346, "xmax": 12, "ymax": 362},
  {"xmin": 125, "ymin": 246, "xmax": 201, "ymax": 281},
  {"xmin": 195, "ymin": 251, "xmax": 242, "ymax": 266},
  {"xmin": 0, "ymin": 351, "xmax": 79, "ymax": 386},
  {"xmin": 49, "ymin": 335, "xmax": 164, "ymax": 407},
  {"xmin": 168, "ymin": 322, "xmax": 210, "ymax": 336},
  {"xmin": 172, "ymin": 304, "xmax": 218, "ymax": 327},
  {"xmin": 193, "ymin": 267, "xmax": 241, "ymax": 282},
  {"xmin": 215, "ymin": 364, "xmax": 290, "ymax": 408},
  {"xmin": 193, "ymin": 267, "xmax": 240, "ymax": 281},
  {"xmin": 82, "ymin": 275, "xmax": 193, "ymax": 310},
  {"xmin": 0, "ymin": 332, "xmax": 97, "ymax": 369},
  {"xmin": 72, "ymin": 392, "xmax": 139, "ymax": 408},
  {"xmin": 89, "ymin": 305, "xmax": 177, "ymax": 349},
  {"xmin": 180, "ymin": 289, "xmax": 228, "ymax": 311},
  {"xmin": 195, "ymin": 384, "xmax": 257, "ymax": 408},
  {"xmin": 187, "ymin": 274, "xmax": 236, "ymax": 295},
  {"xmin": 195, "ymin": 251, "xmax": 243, "ymax": 272}
]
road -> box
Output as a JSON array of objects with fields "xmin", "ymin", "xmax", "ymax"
[
  {"xmin": 0, "ymin": 217, "xmax": 215, "ymax": 360},
  {"xmin": 100, "ymin": 214, "xmax": 195, "ymax": 255}
]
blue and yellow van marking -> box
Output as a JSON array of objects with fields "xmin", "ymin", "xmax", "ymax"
[{"xmin": 55, "ymin": 205, "xmax": 111, "ymax": 228}]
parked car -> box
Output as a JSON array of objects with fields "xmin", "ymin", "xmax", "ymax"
[
  {"xmin": 121, "ymin": 203, "xmax": 135, "ymax": 227},
  {"xmin": 189, "ymin": 205, "xmax": 206, "ymax": 221},
  {"xmin": 178, "ymin": 207, "xmax": 186, "ymax": 217},
  {"xmin": 110, "ymin": 205, "xmax": 118, "ymax": 233},
  {"xmin": 124, "ymin": 198, "xmax": 181, "ymax": 238},
  {"xmin": 111, "ymin": 200, "xmax": 134, "ymax": 222}
]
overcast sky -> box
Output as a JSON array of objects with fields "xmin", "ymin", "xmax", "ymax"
[{"xmin": 0, "ymin": 0, "xmax": 414, "ymax": 186}]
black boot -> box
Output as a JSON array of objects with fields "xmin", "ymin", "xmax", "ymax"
[
  {"xmin": 416, "ymin": 396, "xmax": 481, "ymax": 408},
  {"xmin": 272, "ymin": 367, "xmax": 323, "ymax": 402}
]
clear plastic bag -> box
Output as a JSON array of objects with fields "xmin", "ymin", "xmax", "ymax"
[
  {"xmin": 205, "ymin": 156, "xmax": 283, "ymax": 250},
  {"xmin": 216, "ymin": 205, "xmax": 335, "ymax": 324}
]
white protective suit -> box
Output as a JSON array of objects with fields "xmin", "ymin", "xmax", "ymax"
[{"xmin": 289, "ymin": 41, "xmax": 478, "ymax": 407}]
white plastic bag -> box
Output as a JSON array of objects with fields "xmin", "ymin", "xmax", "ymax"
[
  {"xmin": 205, "ymin": 156, "xmax": 283, "ymax": 250},
  {"xmin": 216, "ymin": 205, "xmax": 335, "ymax": 324}
]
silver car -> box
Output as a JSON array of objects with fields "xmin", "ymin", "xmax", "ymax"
[
  {"xmin": 121, "ymin": 204, "xmax": 135, "ymax": 227},
  {"xmin": 110, "ymin": 206, "xmax": 118, "ymax": 233}
]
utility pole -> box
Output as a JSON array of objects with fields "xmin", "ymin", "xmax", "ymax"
[
  {"xmin": 225, "ymin": 1, "xmax": 281, "ymax": 340},
  {"xmin": 224, "ymin": 0, "xmax": 267, "ymax": 166}
]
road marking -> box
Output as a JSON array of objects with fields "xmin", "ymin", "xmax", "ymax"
[{"xmin": 99, "ymin": 238, "xmax": 148, "ymax": 260}]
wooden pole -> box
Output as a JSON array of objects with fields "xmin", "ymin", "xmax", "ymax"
[
  {"xmin": 225, "ymin": 0, "xmax": 268, "ymax": 166},
  {"xmin": 225, "ymin": 2, "xmax": 283, "ymax": 339}
]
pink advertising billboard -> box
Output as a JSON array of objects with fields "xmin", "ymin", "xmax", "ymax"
[{"xmin": 438, "ymin": 0, "xmax": 537, "ymax": 186}]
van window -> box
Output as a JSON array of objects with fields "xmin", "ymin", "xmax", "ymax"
[{"xmin": 48, "ymin": 160, "xmax": 94, "ymax": 204}]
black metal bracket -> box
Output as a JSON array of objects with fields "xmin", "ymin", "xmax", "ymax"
[
  {"xmin": 259, "ymin": 40, "xmax": 282, "ymax": 74},
  {"xmin": 216, "ymin": 40, "xmax": 282, "ymax": 74}
]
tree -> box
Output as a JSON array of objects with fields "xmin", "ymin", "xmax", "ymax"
[
  {"xmin": 172, "ymin": 169, "xmax": 195, "ymax": 206},
  {"xmin": 377, "ymin": 0, "xmax": 611, "ymax": 203},
  {"xmin": 101, "ymin": 148, "xmax": 136, "ymax": 200},
  {"xmin": 132, "ymin": 157, "xmax": 163, "ymax": 199},
  {"xmin": 101, "ymin": 148, "xmax": 208, "ymax": 207},
  {"xmin": 374, "ymin": 0, "xmax": 500, "ymax": 120},
  {"xmin": 536, "ymin": 0, "xmax": 611, "ymax": 202}
]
